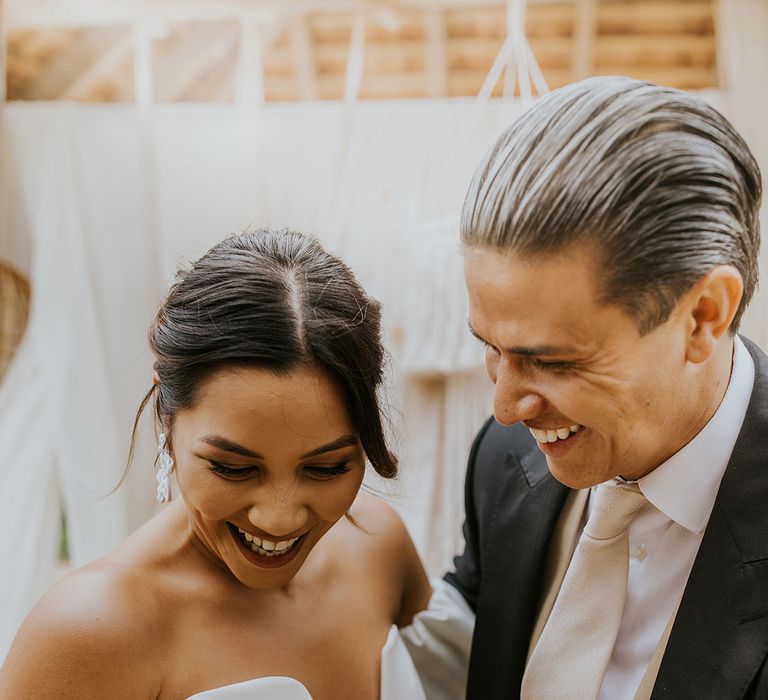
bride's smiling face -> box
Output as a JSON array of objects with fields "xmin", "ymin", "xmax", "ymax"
[{"xmin": 168, "ymin": 364, "xmax": 366, "ymax": 590}]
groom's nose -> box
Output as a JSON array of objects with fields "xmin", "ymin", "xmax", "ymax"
[{"xmin": 492, "ymin": 360, "xmax": 546, "ymax": 426}]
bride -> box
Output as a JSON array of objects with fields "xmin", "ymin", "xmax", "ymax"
[{"xmin": 0, "ymin": 230, "xmax": 431, "ymax": 699}]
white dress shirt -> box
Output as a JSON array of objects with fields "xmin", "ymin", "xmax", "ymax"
[
  {"xmin": 402, "ymin": 337, "xmax": 755, "ymax": 700},
  {"xmin": 598, "ymin": 336, "xmax": 754, "ymax": 699}
]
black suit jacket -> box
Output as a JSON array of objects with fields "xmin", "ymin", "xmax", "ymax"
[{"xmin": 446, "ymin": 337, "xmax": 768, "ymax": 699}]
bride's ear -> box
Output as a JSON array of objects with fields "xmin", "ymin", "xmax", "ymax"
[{"xmin": 152, "ymin": 372, "xmax": 160, "ymax": 386}]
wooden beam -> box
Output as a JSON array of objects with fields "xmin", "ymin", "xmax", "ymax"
[
  {"xmin": 154, "ymin": 21, "xmax": 239, "ymax": 102},
  {"xmin": 62, "ymin": 33, "xmax": 132, "ymax": 99},
  {"xmin": 182, "ymin": 50, "xmax": 237, "ymax": 101},
  {"xmin": 592, "ymin": 65, "xmax": 718, "ymax": 89},
  {"xmin": 596, "ymin": 34, "xmax": 716, "ymax": 67},
  {"xmin": 598, "ymin": 2, "xmax": 714, "ymax": 34},
  {"xmin": 314, "ymin": 39, "xmax": 424, "ymax": 73},
  {"xmin": 317, "ymin": 69, "xmax": 427, "ymax": 99},
  {"xmin": 4, "ymin": 1, "xmax": 573, "ymax": 30},
  {"xmin": 424, "ymin": 7, "xmax": 447, "ymax": 97},
  {"xmin": 14, "ymin": 27, "xmax": 122, "ymax": 99},
  {"xmin": 287, "ymin": 13, "xmax": 317, "ymax": 100}
]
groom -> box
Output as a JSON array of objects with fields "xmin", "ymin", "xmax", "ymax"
[{"xmin": 404, "ymin": 77, "xmax": 768, "ymax": 699}]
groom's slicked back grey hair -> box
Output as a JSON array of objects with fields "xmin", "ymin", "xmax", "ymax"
[{"xmin": 461, "ymin": 76, "xmax": 762, "ymax": 334}]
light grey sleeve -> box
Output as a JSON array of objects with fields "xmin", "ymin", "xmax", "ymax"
[{"xmin": 399, "ymin": 579, "xmax": 475, "ymax": 700}]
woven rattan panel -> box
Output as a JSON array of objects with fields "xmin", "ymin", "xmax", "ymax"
[{"xmin": 0, "ymin": 261, "xmax": 31, "ymax": 382}]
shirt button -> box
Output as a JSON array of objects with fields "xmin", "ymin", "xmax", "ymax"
[{"xmin": 632, "ymin": 544, "xmax": 648, "ymax": 561}]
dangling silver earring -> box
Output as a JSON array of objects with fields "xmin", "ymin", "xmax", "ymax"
[{"xmin": 156, "ymin": 433, "xmax": 174, "ymax": 503}]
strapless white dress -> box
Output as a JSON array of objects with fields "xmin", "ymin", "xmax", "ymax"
[{"xmin": 186, "ymin": 626, "xmax": 426, "ymax": 699}]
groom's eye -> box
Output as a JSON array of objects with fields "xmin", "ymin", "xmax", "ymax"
[{"xmin": 532, "ymin": 359, "xmax": 575, "ymax": 373}]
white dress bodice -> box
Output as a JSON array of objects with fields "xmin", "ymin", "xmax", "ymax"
[{"xmin": 186, "ymin": 626, "xmax": 426, "ymax": 700}]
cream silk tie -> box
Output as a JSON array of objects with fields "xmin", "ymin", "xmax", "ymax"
[{"xmin": 521, "ymin": 481, "xmax": 647, "ymax": 700}]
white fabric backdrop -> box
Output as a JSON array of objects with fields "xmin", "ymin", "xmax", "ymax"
[
  {"xmin": 718, "ymin": 0, "xmax": 768, "ymax": 345},
  {"xmin": 0, "ymin": 97, "xmax": 520, "ymax": 659},
  {"xmin": 1, "ymin": 56, "xmax": 767, "ymax": 661}
]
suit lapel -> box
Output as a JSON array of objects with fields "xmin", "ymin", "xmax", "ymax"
[
  {"xmin": 468, "ymin": 434, "xmax": 569, "ymax": 699},
  {"xmin": 652, "ymin": 338, "xmax": 768, "ymax": 698}
]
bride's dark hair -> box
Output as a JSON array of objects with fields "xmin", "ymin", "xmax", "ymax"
[{"xmin": 129, "ymin": 228, "xmax": 397, "ymax": 479}]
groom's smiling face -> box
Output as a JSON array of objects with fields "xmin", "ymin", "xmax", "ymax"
[{"xmin": 463, "ymin": 243, "xmax": 698, "ymax": 489}]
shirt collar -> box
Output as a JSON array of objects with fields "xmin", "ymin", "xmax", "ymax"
[{"xmin": 636, "ymin": 336, "xmax": 755, "ymax": 534}]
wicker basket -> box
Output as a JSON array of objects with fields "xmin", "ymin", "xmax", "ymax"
[{"xmin": 0, "ymin": 260, "xmax": 31, "ymax": 382}]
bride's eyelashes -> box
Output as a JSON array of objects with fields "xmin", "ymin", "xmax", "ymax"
[
  {"xmin": 304, "ymin": 462, "xmax": 354, "ymax": 479},
  {"xmin": 206, "ymin": 461, "xmax": 256, "ymax": 479},
  {"xmin": 206, "ymin": 460, "xmax": 353, "ymax": 480}
]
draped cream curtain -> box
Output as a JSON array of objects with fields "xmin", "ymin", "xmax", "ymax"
[{"xmin": 0, "ymin": 97, "xmax": 513, "ymax": 659}]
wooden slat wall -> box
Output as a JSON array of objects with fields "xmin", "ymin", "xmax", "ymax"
[{"xmin": 5, "ymin": 0, "xmax": 717, "ymax": 103}]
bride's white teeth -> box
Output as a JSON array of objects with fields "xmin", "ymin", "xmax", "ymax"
[
  {"xmin": 556, "ymin": 427, "xmax": 571, "ymax": 440},
  {"xmin": 236, "ymin": 526, "xmax": 303, "ymax": 558},
  {"xmin": 546, "ymin": 430, "xmax": 557, "ymax": 443}
]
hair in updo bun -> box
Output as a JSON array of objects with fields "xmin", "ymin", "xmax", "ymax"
[{"xmin": 130, "ymin": 228, "xmax": 397, "ymax": 479}]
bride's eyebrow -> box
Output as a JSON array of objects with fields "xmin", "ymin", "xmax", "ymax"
[
  {"xmin": 201, "ymin": 435, "xmax": 262, "ymax": 458},
  {"xmin": 300, "ymin": 435, "xmax": 358, "ymax": 459},
  {"xmin": 199, "ymin": 434, "xmax": 358, "ymax": 460}
]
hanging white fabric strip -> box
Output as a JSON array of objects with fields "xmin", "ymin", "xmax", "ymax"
[
  {"xmin": 424, "ymin": 8, "xmax": 448, "ymax": 98},
  {"xmin": 526, "ymin": 41, "xmax": 550, "ymax": 97},
  {"xmin": 236, "ymin": 14, "xmax": 265, "ymax": 110},
  {"xmin": 0, "ymin": 333, "xmax": 59, "ymax": 661},
  {"xmin": 478, "ymin": 35, "xmax": 512, "ymax": 103},
  {"xmin": 288, "ymin": 13, "xmax": 318, "ymax": 102},
  {"xmin": 235, "ymin": 13, "xmax": 270, "ymax": 229},
  {"xmin": 133, "ymin": 21, "xmax": 164, "ymax": 303},
  {"xmin": 133, "ymin": 22, "xmax": 156, "ymax": 112},
  {"xmin": 477, "ymin": 0, "xmax": 547, "ymax": 103},
  {"xmin": 344, "ymin": 8, "xmax": 367, "ymax": 108}
]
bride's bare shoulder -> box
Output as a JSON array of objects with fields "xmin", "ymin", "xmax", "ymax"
[
  {"xmin": 348, "ymin": 490, "xmax": 406, "ymax": 533},
  {"xmin": 0, "ymin": 561, "xmax": 165, "ymax": 699},
  {"xmin": 345, "ymin": 492, "xmax": 431, "ymax": 626}
]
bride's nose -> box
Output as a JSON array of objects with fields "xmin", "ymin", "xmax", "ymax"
[{"xmin": 246, "ymin": 494, "xmax": 309, "ymax": 537}]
